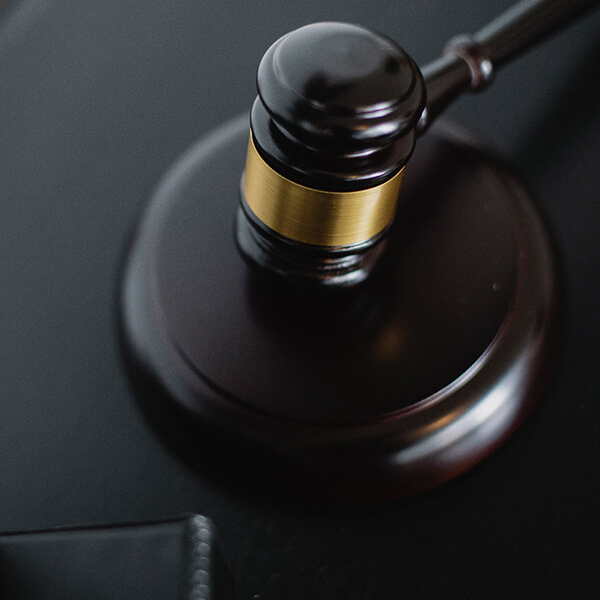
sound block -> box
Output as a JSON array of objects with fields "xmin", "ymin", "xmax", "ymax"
[{"xmin": 121, "ymin": 115, "xmax": 561, "ymax": 501}]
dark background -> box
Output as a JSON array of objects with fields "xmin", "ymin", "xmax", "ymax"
[{"xmin": 1, "ymin": 1, "xmax": 599, "ymax": 598}]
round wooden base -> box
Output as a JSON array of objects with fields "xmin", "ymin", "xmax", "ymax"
[{"xmin": 121, "ymin": 116, "xmax": 561, "ymax": 501}]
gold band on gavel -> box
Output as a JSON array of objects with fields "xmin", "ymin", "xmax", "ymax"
[{"xmin": 242, "ymin": 136, "xmax": 405, "ymax": 247}]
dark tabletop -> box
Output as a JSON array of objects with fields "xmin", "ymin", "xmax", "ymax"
[{"xmin": 1, "ymin": 1, "xmax": 599, "ymax": 598}]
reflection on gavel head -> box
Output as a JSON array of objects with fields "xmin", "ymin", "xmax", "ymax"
[{"xmin": 237, "ymin": 23, "xmax": 426, "ymax": 287}]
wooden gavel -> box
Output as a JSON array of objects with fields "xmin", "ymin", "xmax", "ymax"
[{"xmin": 121, "ymin": 0, "xmax": 596, "ymax": 500}]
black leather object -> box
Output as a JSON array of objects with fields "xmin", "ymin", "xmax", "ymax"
[{"xmin": 0, "ymin": 515, "xmax": 233, "ymax": 599}]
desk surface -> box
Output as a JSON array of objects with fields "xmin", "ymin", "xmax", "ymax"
[{"xmin": 1, "ymin": 1, "xmax": 599, "ymax": 598}]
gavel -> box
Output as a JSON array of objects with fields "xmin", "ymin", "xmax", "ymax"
[{"xmin": 121, "ymin": 0, "xmax": 596, "ymax": 500}]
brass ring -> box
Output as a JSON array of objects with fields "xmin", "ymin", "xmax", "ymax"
[{"xmin": 242, "ymin": 136, "xmax": 405, "ymax": 247}]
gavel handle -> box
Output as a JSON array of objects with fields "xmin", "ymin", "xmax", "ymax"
[{"xmin": 418, "ymin": 0, "xmax": 599, "ymax": 132}]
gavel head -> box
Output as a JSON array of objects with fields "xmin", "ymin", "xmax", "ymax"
[{"xmin": 236, "ymin": 23, "xmax": 426, "ymax": 287}]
